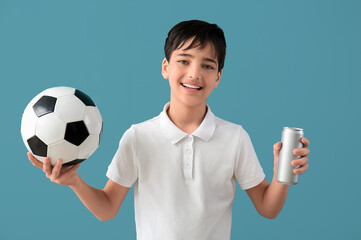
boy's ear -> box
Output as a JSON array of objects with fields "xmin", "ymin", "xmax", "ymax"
[
  {"xmin": 162, "ymin": 58, "xmax": 169, "ymax": 79},
  {"xmin": 214, "ymin": 69, "xmax": 222, "ymax": 88}
]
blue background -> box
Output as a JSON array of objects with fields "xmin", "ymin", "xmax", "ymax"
[{"xmin": 1, "ymin": 0, "xmax": 360, "ymax": 239}]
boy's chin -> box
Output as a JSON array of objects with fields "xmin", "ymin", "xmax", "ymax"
[{"xmin": 172, "ymin": 98, "xmax": 207, "ymax": 109}]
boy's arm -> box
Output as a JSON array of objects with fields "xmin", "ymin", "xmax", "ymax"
[
  {"xmin": 245, "ymin": 138, "xmax": 310, "ymax": 219},
  {"xmin": 28, "ymin": 153, "xmax": 129, "ymax": 221},
  {"xmin": 69, "ymin": 176, "xmax": 129, "ymax": 221}
]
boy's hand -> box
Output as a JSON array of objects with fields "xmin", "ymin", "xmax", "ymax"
[
  {"xmin": 273, "ymin": 137, "xmax": 310, "ymax": 175},
  {"xmin": 27, "ymin": 152, "xmax": 80, "ymax": 186}
]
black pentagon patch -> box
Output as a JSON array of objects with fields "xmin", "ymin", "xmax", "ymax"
[
  {"xmin": 27, "ymin": 136, "xmax": 47, "ymax": 157},
  {"xmin": 65, "ymin": 121, "xmax": 89, "ymax": 146},
  {"xmin": 63, "ymin": 159, "xmax": 85, "ymax": 166},
  {"xmin": 33, "ymin": 96, "xmax": 57, "ymax": 117},
  {"xmin": 75, "ymin": 89, "xmax": 95, "ymax": 107}
]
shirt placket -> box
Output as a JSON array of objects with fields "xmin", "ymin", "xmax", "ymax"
[{"xmin": 184, "ymin": 135, "xmax": 194, "ymax": 182}]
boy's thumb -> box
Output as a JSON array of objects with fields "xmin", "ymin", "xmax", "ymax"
[{"xmin": 273, "ymin": 142, "xmax": 282, "ymax": 158}]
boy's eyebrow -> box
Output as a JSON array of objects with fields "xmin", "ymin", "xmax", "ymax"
[{"xmin": 176, "ymin": 53, "xmax": 217, "ymax": 65}]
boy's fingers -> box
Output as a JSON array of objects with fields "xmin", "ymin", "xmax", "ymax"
[
  {"xmin": 43, "ymin": 158, "xmax": 52, "ymax": 177},
  {"xmin": 301, "ymin": 137, "xmax": 309, "ymax": 148},
  {"xmin": 294, "ymin": 162, "xmax": 308, "ymax": 174},
  {"xmin": 67, "ymin": 164, "xmax": 80, "ymax": 175},
  {"xmin": 293, "ymin": 148, "xmax": 310, "ymax": 156},
  {"xmin": 59, "ymin": 163, "xmax": 80, "ymax": 175},
  {"xmin": 273, "ymin": 142, "xmax": 282, "ymax": 157},
  {"xmin": 60, "ymin": 164, "xmax": 80, "ymax": 181},
  {"xmin": 27, "ymin": 152, "xmax": 43, "ymax": 169},
  {"xmin": 292, "ymin": 157, "xmax": 308, "ymax": 167},
  {"xmin": 51, "ymin": 160, "xmax": 63, "ymax": 180},
  {"xmin": 61, "ymin": 164, "xmax": 76, "ymax": 173},
  {"xmin": 292, "ymin": 156, "xmax": 309, "ymax": 174}
]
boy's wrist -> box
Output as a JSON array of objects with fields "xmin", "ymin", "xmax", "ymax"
[
  {"xmin": 69, "ymin": 173, "xmax": 82, "ymax": 189},
  {"xmin": 272, "ymin": 168, "xmax": 278, "ymax": 181},
  {"xmin": 271, "ymin": 174, "xmax": 278, "ymax": 184}
]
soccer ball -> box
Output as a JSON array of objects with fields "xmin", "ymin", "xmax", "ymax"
[{"xmin": 21, "ymin": 86, "xmax": 103, "ymax": 166}]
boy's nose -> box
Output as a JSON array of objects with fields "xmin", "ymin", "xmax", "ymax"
[{"xmin": 188, "ymin": 66, "xmax": 201, "ymax": 80}]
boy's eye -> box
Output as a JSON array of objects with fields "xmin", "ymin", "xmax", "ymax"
[
  {"xmin": 203, "ymin": 65, "xmax": 214, "ymax": 70},
  {"xmin": 178, "ymin": 60, "xmax": 188, "ymax": 65}
]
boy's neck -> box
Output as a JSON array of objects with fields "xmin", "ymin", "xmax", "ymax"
[{"xmin": 166, "ymin": 101, "xmax": 207, "ymax": 134}]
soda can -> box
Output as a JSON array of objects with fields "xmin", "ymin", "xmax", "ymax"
[{"xmin": 277, "ymin": 127, "xmax": 304, "ymax": 185}]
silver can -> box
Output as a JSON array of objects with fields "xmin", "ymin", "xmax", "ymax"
[{"xmin": 277, "ymin": 127, "xmax": 304, "ymax": 185}]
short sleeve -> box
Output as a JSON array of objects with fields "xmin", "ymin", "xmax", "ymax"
[
  {"xmin": 106, "ymin": 126, "xmax": 138, "ymax": 188},
  {"xmin": 235, "ymin": 128, "xmax": 265, "ymax": 190}
]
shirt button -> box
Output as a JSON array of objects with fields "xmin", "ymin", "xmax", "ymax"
[{"xmin": 186, "ymin": 150, "xmax": 192, "ymax": 155}]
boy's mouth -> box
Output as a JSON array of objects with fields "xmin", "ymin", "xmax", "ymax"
[{"xmin": 181, "ymin": 83, "xmax": 203, "ymax": 90}]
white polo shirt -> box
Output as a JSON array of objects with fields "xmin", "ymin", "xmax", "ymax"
[{"xmin": 106, "ymin": 103, "xmax": 265, "ymax": 240}]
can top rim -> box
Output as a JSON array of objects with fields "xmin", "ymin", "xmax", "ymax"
[{"xmin": 283, "ymin": 127, "xmax": 304, "ymax": 132}]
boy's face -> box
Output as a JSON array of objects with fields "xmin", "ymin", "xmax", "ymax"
[{"xmin": 162, "ymin": 39, "xmax": 222, "ymax": 109}]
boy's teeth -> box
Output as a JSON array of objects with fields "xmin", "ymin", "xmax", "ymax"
[{"xmin": 182, "ymin": 83, "xmax": 200, "ymax": 89}]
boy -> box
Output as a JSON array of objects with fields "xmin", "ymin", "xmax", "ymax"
[{"xmin": 28, "ymin": 20, "xmax": 310, "ymax": 239}]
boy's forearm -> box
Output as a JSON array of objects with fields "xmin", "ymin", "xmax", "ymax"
[
  {"xmin": 69, "ymin": 174, "xmax": 113, "ymax": 221},
  {"xmin": 261, "ymin": 175, "xmax": 289, "ymax": 219}
]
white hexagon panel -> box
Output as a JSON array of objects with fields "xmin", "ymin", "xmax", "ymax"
[
  {"xmin": 84, "ymin": 107, "xmax": 103, "ymax": 135},
  {"xmin": 20, "ymin": 104, "xmax": 38, "ymax": 152},
  {"xmin": 48, "ymin": 140, "xmax": 79, "ymax": 166},
  {"xmin": 78, "ymin": 134, "xmax": 100, "ymax": 160},
  {"xmin": 20, "ymin": 86, "xmax": 103, "ymax": 166},
  {"xmin": 54, "ymin": 94, "xmax": 86, "ymax": 122},
  {"xmin": 42, "ymin": 86, "xmax": 75, "ymax": 98},
  {"xmin": 36, "ymin": 113, "xmax": 66, "ymax": 145}
]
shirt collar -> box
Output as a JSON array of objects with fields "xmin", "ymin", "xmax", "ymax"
[{"xmin": 160, "ymin": 103, "xmax": 216, "ymax": 144}]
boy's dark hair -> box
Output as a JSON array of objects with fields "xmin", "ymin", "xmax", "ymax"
[{"xmin": 164, "ymin": 20, "xmax": 226, "ymax": 72}]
